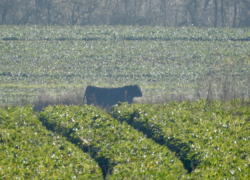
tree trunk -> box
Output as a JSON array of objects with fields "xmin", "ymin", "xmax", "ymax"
[
  {"xmin": 188, "ymin": 0, "xmax": 198, "ymax": 26},
  {"xmin": 0, "ymin": 0, "xmax": 14, "ymax": 25},
  {"xmin": 48, "ymin": 1, "xmax": 51, "ymax": 25},
  {"xmin": 160, "ymin": 0, "xmax": 167, "ymax": 26},
  {"xmin": 221, "ymin": 0, "xmax": 225, "ymax": 27},
  {"xmin": 203, "ymin": 0, "xmax": 210, "ymax": 11},
  {"xmin": 233, "ymin": 0, "xmax": 238, "ymax": 27},
  {"xmin": 71, "ymin": 2, "xmax": 77, "ymax": 25},
  {"xmin": 214, "ymin": 0, "xmax": 218, "ymax": 27}
]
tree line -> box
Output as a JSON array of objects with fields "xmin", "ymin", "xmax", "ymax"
[{"xmin": 0, "ymin": 0, "xmax": 250, "ymax": 27}]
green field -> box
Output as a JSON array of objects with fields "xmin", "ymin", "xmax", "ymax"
[
  {"xmin": 111, "ymin": 100, "xmax": 250, "ymax": 179},
  {"xmin": 0, "ymin": 106, "xmax": 103, "ymax": 179},
  {"xmin": 1, "ymin": 26, "xmax": 250, "ymax": 179},
  {"xmin": 1, "ymin": 100, "xmax": 250, "ymax": 179},
  {"xmin": 1, "ymin": 26, "xmax": 250, "ymax": 105}
]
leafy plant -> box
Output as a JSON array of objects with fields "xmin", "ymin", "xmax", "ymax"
[
  {"xmin": 39, "ymin": 104, "xmax": 187, "ymax": 179},
  {"xmin": 111, "ymin": 100, "xmax": 250, "ymax": 179},
  {"xmin": 0, "ymin": 106, "xmax": 102, "ymax": 179}
]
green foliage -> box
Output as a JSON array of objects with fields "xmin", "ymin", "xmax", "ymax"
[
  {"xmin": 111, "ymin": 100, "xmax": 250, "ymax": 179},
  {"xmin": 39, "ymin": 105, "xmax": 187, "ymax": 179},
  {"xmin": 1, "ymin": 100, "xmax": 250, "ymax": 179},
  {"xmin": 0, "ymin": 106, "xmax": 102, "ymax": 179}
]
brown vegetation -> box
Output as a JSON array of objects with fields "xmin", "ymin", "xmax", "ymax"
[
  {"xmin": 26, "ymin": 74, "xmax": 250, "ymax": 112},
  {"xmin": 32, "ymin": 87, "xmax": 85, "ymax": 112}
]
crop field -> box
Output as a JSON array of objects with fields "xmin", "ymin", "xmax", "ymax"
[
  {"xmin": 1, "ymin": 26, "xmax": 250, "ymax": 179},
  {"xmin": 0, "ymin": 106, "xmax": 103, "ymax": 179},
  {"xmin": 111, "ymin": 100, "xmax": 250, "ymax": 179},
  {"xmin": 1, "ymin": 100, "xmax": 250, "ymax": 179},
  {"xmin": 0, "ymin": 26, "xmax": 250, "ymax": 105}
]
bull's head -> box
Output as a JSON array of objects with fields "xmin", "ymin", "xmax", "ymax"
[{"xmin": 125, "ymin": 85, "xmax": 142, "ymax": 97}]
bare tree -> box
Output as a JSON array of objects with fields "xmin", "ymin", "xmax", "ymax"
[
  {"xmin": 238, "ymin": 0, "xmax": 250, "ymax": 27},
  {"xmin": 0, "ymin": 0, "xmax": 249, "ymax": 27},
  {"xmin": 233, "ymin": 0, "xmax": 238, "ymax": 27},
  {"xmin": 187, "ymin": 0, "xmax": 199, "ymax": 26},
  {"xmin": 221, "ymin": 0, "xmax": 225, "ymax": 27},
  {"xmin": 214, "ymin": 0, "xmax": 218, "ymax": 27},
  {"xmin": 0, "ymin": 0, "xmax": 17, "ymax": 25}
]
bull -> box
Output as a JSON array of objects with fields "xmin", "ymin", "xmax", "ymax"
[{"xmin": 84, "ymin": 85, "xmax": 142, "ymax": 107}]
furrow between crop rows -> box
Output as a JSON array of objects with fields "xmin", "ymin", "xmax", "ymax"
[
  {"xmin": 111, "ymin": 104, "xmax": 198, "ymax": 173},
  {"xmin": 110, "ymin": 100, "xmax": 250, "ymax": 179},
  {"xmin": 0, "ymin": 106, "xmax": 103, "ymax": 179},
  {"xmin": 39, "ymin": 105, "xmax": 188, "ymax": 179}
]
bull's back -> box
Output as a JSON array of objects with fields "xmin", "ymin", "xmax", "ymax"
[
  {"xmin": 84, "ymin": 86, "xmax": 110, "ymax": 105},
  {"xmin": 84, "ymin": 85, "xmax": 142, "ymax": 107}
]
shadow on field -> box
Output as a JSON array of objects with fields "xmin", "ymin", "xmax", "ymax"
[{"xmin": 39, "ymin": 113, "xmax": 111, "ymax": 179}]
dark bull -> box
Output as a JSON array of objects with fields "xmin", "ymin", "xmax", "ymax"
[{"xmin": 84, "ymin": 85, "xmax": 142, "ymax": 107}]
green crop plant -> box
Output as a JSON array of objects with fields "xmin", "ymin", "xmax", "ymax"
[
  {"xmin": 39, "ymin": 104, "xmax": 187, "ymax": 179},
  {"xmin": 111, "ymin": 100, "xmax": 250, "ymax": 179},
  {"xmin": 0, "ymin": 106, "xmax": 102, "ymax": 179}
]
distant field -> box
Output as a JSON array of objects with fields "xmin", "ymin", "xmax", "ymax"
[{"xmin": 0, "ymin": 26, "xmax": 250, "ymax": 105}]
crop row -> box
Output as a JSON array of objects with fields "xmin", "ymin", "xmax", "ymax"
[
  {"xmin": 1, "ymin": 26, "xmax": 250, "ymax": 41},
  {"xmin": 0, "ymin": 106, "xmax": 103, "ymax": 179},
  {"xmin": 39, "ymin": 105, "xmax": 187, "ymax": 179},
  {"xmin": 111, "ymin": 100, "xmax": 250, "ymax": 179}
]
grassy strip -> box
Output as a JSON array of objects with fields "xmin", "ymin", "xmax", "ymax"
[
  {"xmin": 0, "ymin": 83, "xmax": 83, "ymax": 88},
  {"xmin": 1, "ymin": 26, "xmax": 250, "ymax": 41},
  {"xmin": 110, "ymin": 100, "xmax": 250, "ymax": 179},
  {"xmin": 39, "ymin": 105, "xmax": 187, "ymax": 179},
  {"xmin": 0, "ymin": 106, "xmax": 102, "ymax": 179}
]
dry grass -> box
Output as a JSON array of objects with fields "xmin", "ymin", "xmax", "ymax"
[
  {"xmin": 3, "ymin": 75, "xmax": 250, "ymax": 111},
  {"xmin": 135, "ymin": 75, "xmax": 250, "ymax": 105},
  {"xmin": 32, "ymin": 87, "xmax": 85, "ymax": 112}
]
